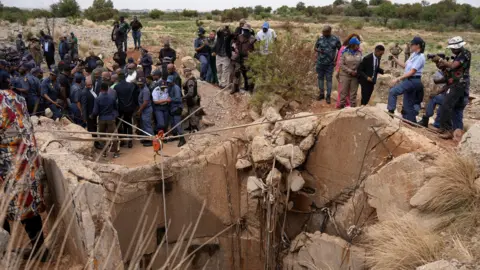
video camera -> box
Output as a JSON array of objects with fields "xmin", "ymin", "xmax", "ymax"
[{"xmin": 427, "ymin": 53, "xmax": 454, "ymax": 61}]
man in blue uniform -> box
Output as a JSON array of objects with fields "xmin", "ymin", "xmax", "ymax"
[
  {"xmin": 167, "ymin": 75, "xmax": 186, "ymax": 147},
  {"xmin": 41, "ymin": 67, "xmax": 63, "ymax": 120},
  {"xmin": 136, "ymin": 77, "xmax": 153, "ymax": 147},
  {"xmin": 314, "ymin": 25, "xmax": 341, "ymax": 103}
]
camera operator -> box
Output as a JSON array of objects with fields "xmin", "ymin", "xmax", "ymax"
[{"xmin": 431, "ymin": 36, "xmax": 470, "ymax": 139}]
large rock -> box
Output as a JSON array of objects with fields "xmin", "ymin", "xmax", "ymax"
[
  {"xmin": 261, "ymin": 94, "xmax": 287, "ymax": 115},
  {"xmin": 251, "ymin": 136, "xmax": 274, "ymax": 163},
  {"xmin": 236, "ymin": 158, "xmax": 252, "ymax": 170},
  {"xmin": 245, "ymin": 117, "xmax": 272, "ymax": 141},
  {"xmin": 280, "ymin": 112, "xmax": 318, "ymax": 137},
  {"xmin": 416, "ymin": 260, "xmax": 459, "ymax": 270},
  {"xmin": 364, "ymin": 153, "xmax": 427, "ymax": 221},
  {"xmin": 288, "ymin": 170, "xmax": 305, "ymax": 192},
  {"xmin": 273, "ymin": 144, "xmax": 306, "ymax": 169},
  {"xmin": 263, "ymin": 106, "xmax": 282, "ymax": 122},
  {"xmin": 459, "ymin": 123, "xmax": 480, "ymax": 170},
  {"xmin": 181, "ymin": 56, "xmax": 197, "ymax": 70},
  {"xmin": 284, "ymin": 232, "xmax": 365, "ymax": 270},
  {"xmin": 304, "ymin": 107, "xmax": 438, "ymax": 208},
  {"xmin": 299, "ymin": 134, "xmax": 315, "ymax": 151}
]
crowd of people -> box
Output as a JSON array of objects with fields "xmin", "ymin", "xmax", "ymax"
[{"xmin": 314, "ymin": 25, "xmax": 471, "ymax": 139}]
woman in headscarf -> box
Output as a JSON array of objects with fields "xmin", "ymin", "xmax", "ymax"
[
  {"xmin": 335, "ymin": 33, "xmax": 362, "ymax": 108},
  {"xmin": 339, "ymin": 37, "xmax": 362, "ymax": 108},
  {"xmin": 0, "ymin": 88, "xmax": 48, "ymax": 261}
]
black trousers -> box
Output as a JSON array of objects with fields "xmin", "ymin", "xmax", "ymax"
[
  {"xmin": 360, "ymin": 81, "xmax": 375, "ymax": 106},
  {"xmin": 439, "ymin": 82, "xmax": 466, "ymax": 132},
  {"xmin": 45, "ymin": 54, "xmax": 55, "ymax": 69},
  {"xmin": 3, "ymin": 215, "xmax": 45, "ymax": 251},
  {"xmin": 118, "ymin": 110, "xmax": 134, "ymax": 138}
]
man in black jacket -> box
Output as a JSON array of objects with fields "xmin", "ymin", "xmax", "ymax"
[
  {"xmin": 214, "ymin": 26, "xmax": 233, "ymax": 88},
  {"xmin": 80, "ymin": 76, "xmax": 102, "ymax": 149},
  {"xmin": 114, "ymin": 69, "xmax": 137, "ymax": 148},
  {"xmin": 159, "ymin": 41, "xmax": 176, "ymax": 81},
  {"xmin": 357, "ymin": 45, "xmax": 385, "ymax": 106}
]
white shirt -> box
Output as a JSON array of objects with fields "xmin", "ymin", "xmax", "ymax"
[
  {"xmin": 373, "ymin": 54, "xmax": 378, "ymax": 75},
  {"xmin": 152, "ymin": 87, "xmax": 169, "ymax": 104},
  {"xmin": 44, "ymin": 41, "xmax": 49, "ymax": 52},
  {"xmin": 256, "ymin": 29, "xmax": 277, "ymax": 54}
]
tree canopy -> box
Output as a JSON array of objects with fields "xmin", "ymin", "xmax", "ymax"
[
  {"xmin": 50, "ymin": 0, "xmax": 81, "ymax": 17},
  {"xmin": 83, "ymin": 0, "xmax": 118, "ymax": 22}
]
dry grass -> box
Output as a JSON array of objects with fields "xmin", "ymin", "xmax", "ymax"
[
  {"xmin": 364, "ymin": 215, "xmax": 443, "ymax": 270},
  {"xmin": 416, "ymin": 153, "xmax": 480, "ymax": 231}
]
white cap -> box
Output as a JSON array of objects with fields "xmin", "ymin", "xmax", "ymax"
[{"xmin": 447, "ymin": 36, "xmax": 466, "ymax": 49}]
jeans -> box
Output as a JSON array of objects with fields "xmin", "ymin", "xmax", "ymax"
[
  {"xmin": 387, "ymin": 78, "xmax": 422, "ymax": 123},
  {"xmin": 132, "ymin": 31, "xmax": 141, "ymax": 48},
  {"xmin": 207, "ymin": 55, "xmax": 218, "ymax": 84},
  {"xmin": 316, "ymin": 64, "xmax": 334, "ymax": 96},
  {"xmin": 123, "ymin": 37, "xmax": 128, "ymax": 52},
  {"xmin": 48, "ymin": 103, "xmax": 62, "ymax": 120},
  {"xmin": 170, "ymin": 109, "xmax": 183, "ymax": 135},
  {"xmin": 141, "ymin": 106, "xmax": 154, "ymax": 136},
  {"xmin": 198, "ymin": 54, "xmax": 209, "ymax": 80},
  {"xmin": 339, "ymin": 74, "xmax": 358, "ymax": 107},
  {"xmin": 154, "ymin": 106, "xmax": 169, "ymax": 132}
]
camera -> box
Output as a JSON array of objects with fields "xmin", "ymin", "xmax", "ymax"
[
  {"xmin": 427, "ymin": 53, "xmax": 454, "ymax": 61},
  {"xmin": 388, "ymin": 55, "xmax": 394, "ymax": 60}
]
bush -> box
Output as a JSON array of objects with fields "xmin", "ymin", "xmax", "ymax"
[
  {"xmin": 206, "ymin": 13, "xmax": 213, "ymax": 20},
  {"xmin": 221, "ymin": 8, "xmax": 249, "ymax": 22},
  {"xmin": 473, "ymin": 15, "xmax": 480, "ymax": 30},
  {"xmin": 388, "ymin": 19, "xmax": 409, "ymax": 30},
  {"xmin": 247, "ymin": 35, "xmax": 316, "ymax": 110},
  {"xmin": 149, "ymin": 9, "xmax": 164, "ymax": 19}
]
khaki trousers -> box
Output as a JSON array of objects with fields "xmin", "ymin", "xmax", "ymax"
[
  {"xmin": 339, "ymin": 75, "xmax": 359, "ymax": 107},
  {"xmin": 216, "ymin": 55, "xmax": 232, "ymax": 87},
  {"xmin": 98, "ymin": 120, "xmax": 118, "ymax": 152}
]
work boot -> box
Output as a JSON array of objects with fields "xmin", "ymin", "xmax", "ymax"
[
  {"xmin": 326, "ymin": 95, "xmax": 331, "ymax": 104},
  {"xmin": 230, "ymin": 84, "xmax": 239, "ymax": 94},
  {"xmin": 317, "ymin": 93, "xmax": 325, "ymax": 101},
  {"xmin": 387, "ymin": 110, "xmax": 395, "ymax": 118},
  {"xmin": 419, "ymin": 116, "xmax": 429, "ymax": 128},
  {"xmin": 178, "ymin": 137, "xmax": 187, "ymax": 147},
  {"xmin": 439, "ymin": 130, "xmax": 454, "ymax": 140}
]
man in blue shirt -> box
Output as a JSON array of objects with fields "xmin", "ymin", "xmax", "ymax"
[
  {"xmin": 41, "ymin": 67, "xmax": 63, "ymax": 120},
  {"xmin": 167, "ymin": 75, "xmax": 186, "ymax": 147},
  {"xmin": 27, "ymin": 67, "xmax": 43, "ymax": 114},
  {"xmin": 314, "ymin": 25, "xmax": 341, "ymax": 103},
  {"xmin": 194, "ymin": 27, "xmax": 210, "ymax": 81},
  {"xmin": 69, "ymin": 74, "xmax": 83, "ymax": 125},
  {"xmin": 90, "ymin": 82, "xmax": 119, "ymax": 158},
  {"xmin": 136, "ymin": 77, "xmax": 154, "ymax": 147},
  {"xmin": 59, "ymin": 36, "xmax": 68, "ymax": 60}
]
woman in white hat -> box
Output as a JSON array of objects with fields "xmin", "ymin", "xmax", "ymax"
[{"xmin": 432, "ymin": 36, "xmax": 471, "ymax": 139}]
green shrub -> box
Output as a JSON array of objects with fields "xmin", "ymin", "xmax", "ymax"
[
  {"xmin": 149, "ymin": 9, "xmax": 164, "ymax": 19},
  {"xmin": 472, "ymin": 15, "xmax": 480, "ymax": 30},
  {"xmin": 388, "ymin": 19, "xmax": 409, "ymax": 30},
  {"xmin": 247, "ymin": 35, "xmax": 316, "ymax": 110},
  {"xmin": 206, "ymin": 13, "xmax": 213, "ymax": 20}
]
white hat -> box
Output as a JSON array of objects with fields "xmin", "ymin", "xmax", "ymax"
[
  {"xmin": 45, "ymin": 108, "xmax": 53, "ymax": 118},
  {"xmin": 447, "ymin": 36, "xmax": 466, "ymax": 49}
]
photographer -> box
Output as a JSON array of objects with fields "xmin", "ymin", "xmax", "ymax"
[
  {"xmin": 431, "ymin": 36, "xmax": 470, "ymax": 139},
  {"xmin": 387, "ymin": 36, "xmax": 426, "ymax": 122}
]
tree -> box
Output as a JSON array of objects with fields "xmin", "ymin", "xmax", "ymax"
[
  {"xmin": 375, "ymin": 2, "xmax": 397, "ymax": 25},
  {"xmin": 84, "ymin": 0, "xmax": 118, "ymax": 22},
  {"xmin": 333, "ymin": 0, "xmax": 346, "ymax": 6},
  {"xmin": 421, "ymin": 0, "xmax": 430, "ymax": 6},
  {"xmin": 149, "ymin": 9, "xmax": 164, "ymax": 19},
  {"xmin": 296, "ymin": 2, "xmax": 306, "ymax": 11},
  {"xmin": 254, "ymin": 5, "xmax": 265, "ymax": 15},
  {"xmin": 275, "ymin": 5, "xmax": 291, "ymax": 16},
  {"xmin": 51, "ymin": 0, "xmax": 80, "ymax": 17},
  {"xmin": 182, "ymin": 9, "xmax": 198, "ymax": 17}
]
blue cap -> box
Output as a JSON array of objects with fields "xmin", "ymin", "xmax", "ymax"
[
  {"xmin": 74, "ymin": 72, "xmax": 84, "ymax": 80},
  {"xmin": 262, "ymin": 22, "xmax": 270, "ymax": 29},
  {"xmin": 166, "ymin": 75, "xmax": 174, "ymax": 83},
  {"xmin": 128, "ymin": 57, "xmax": 134, "ymax": 63},
  {"xmin": 198, "ymin": 27, "xmax": 206, "ymax": 34},
  {"xmin": 411, "ymin": 36, "xmax": 424, "ymax": 45},
  {"xmin": 349, "ymin": 37, "xmax": 360, "ymax": 45},
  {"xmin": 0, "ymin": 60, "xmax": 7, "ymax": 66}
]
